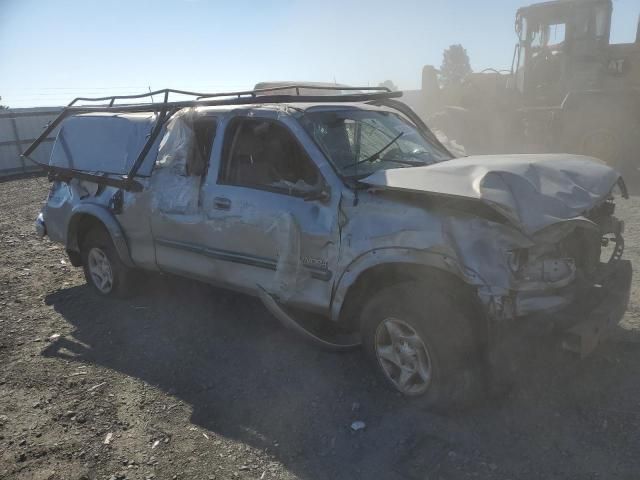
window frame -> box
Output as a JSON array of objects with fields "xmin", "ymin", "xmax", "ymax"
[
  {"xmin": 217, "ymin": 116, "xmax": 326, "ymax": 198},
  {"xmin": 192, "ymin": 115, "xmax": 219, "ymax": 178}
]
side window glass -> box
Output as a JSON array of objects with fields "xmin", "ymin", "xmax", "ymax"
[
  {"xmin": 610, "ymin": 5, "xmax": 639, "ymax": 44},
  {"xmin": 531, "ymin": 23, "xmax": 565, "ymax": 50},
  {"xmin": 155, "ymin": 112, "xmax": 217, "ymax": 177},
  {"xmin": 221, "ymin": 118, "xmax": 320, "ymax": 196}
]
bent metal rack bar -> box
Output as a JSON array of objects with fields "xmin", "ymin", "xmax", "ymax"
[{"xmin": 21, "ymin": 84, "xmax": 442, "ymax": 192}]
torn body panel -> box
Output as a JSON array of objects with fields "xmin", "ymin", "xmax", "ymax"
[
  {"xmin": 43, "ymin": 179, "xmax": 160, "ymax": 270},
  {"xmin": 42, "ymin": 180, "xmax": 138, "ymax": 268}
]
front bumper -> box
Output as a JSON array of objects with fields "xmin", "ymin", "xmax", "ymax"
[
  {"xmin": 557, "ymin": 259, "xmax": 632, "ymax": 357},
  {"xmin": 489, "ymin": 260, "xmax": 632, "ymax": 370}
]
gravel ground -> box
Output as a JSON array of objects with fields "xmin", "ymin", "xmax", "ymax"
[{"xmin": 1, "ymin": 177, "xmax": 640, "ymax": 480}]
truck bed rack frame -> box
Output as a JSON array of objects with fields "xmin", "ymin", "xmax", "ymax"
[{"xmin": 21, "ymin": 85, "xmax": 422, "ymax": 191}]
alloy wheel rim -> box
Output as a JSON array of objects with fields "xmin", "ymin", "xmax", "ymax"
[
  {"xmin": 374, "ymin": 317, "xmax": 432, "ymax": 395},
  {"xmin": 87, "ymin": 247, "xmax": 113, "ymax": 294}
]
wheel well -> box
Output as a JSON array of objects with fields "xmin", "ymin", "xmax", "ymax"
[
  {"xmin": 338, "ymin": 263, "xmax": 485, "ymax": 336},
  {"xmin": 68, "ymin": 214, "xmax": 108, "ymax": 266}
]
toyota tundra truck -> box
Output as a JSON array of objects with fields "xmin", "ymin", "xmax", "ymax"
[{"xmin": 26, "ymin": 85, "xmax": 632, "ymax": 408}]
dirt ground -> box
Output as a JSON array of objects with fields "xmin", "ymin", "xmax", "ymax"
[{"xmin": 1, "ymin": 177, "xmax": 639, "ymax": 480}]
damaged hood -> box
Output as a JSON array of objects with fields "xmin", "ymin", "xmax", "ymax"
[{"xmin": 361, "ymin": 154, "xmax": 621, "ymax": 234}]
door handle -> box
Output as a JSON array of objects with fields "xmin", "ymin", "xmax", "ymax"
[{"xmin": 213, "ymin": 197, "xmax": 231, "ymax": 210}]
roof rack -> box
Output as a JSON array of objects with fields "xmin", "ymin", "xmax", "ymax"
[{"xmin": 22, "ymin": 84, "xmax": 402, "ymax": 191}]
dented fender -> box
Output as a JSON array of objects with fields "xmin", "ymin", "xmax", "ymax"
[
  {"xmin": 330, "ymin": 247, "xmax": 470, "ymax": 323},
  {"xmin": 67, "ymin": 203, "xmax": 135, "ymax": 268}
]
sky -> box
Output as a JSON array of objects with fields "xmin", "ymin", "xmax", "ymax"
[{"xmin": 1, "ymin": 0, "xmax": 638, "ymax": 108}]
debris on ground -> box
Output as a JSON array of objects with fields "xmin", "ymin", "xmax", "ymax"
[
  {"xmin": 350, "ymin": 421, "xmax": 366, "ymax": 432},
  {"xmin": 88, "ymin": 381, "xmax": 107, "ymax": 392}
]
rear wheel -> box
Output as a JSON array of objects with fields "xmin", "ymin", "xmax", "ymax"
[
  {"xmin": 580, "ymin": 128, "xmax": 620, "ymax": 165},
  {"xmin": 578, "ymin": 121, "xmax": 640, "ymax": 189},
  {"xmin": 361, "ymin": 281, "xmax": 484, "ymax": 409},
  {"xmin": 563, "ymin": 108, "xmax": 639, "ymax": 180},
  {"xmin": 81, "ymin": 227, "xmax": 133, "ymax": 298}
]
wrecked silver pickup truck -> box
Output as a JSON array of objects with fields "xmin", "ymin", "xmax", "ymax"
[{"xmin": 26, "ymin": 86, "xmax": 632, "ymax": 407}]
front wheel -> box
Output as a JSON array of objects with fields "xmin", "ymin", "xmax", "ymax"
[
  {"xmin": 371, "ymin": 316, "xmax": 434, "ymax": 396},
  {"xmin": 81, "ymin": 227, "xmax": 134, "ymax": 298},
  {"xmin": 361, "ymin": 281, "xmax": 483, "ymax": 409}
]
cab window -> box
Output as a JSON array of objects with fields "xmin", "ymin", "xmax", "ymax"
[{"xmin": 220, "ymin": 118, "xmax": 321, "ymax": 196}]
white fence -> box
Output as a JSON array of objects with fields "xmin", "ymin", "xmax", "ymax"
[{"xmin": 0, "ymin": 107, "xmax": 62, "ymax": 178}]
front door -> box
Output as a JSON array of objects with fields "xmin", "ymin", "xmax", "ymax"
[{"xmin": 201, "ymin": 115, "xmax": 341, "ymax": 312}]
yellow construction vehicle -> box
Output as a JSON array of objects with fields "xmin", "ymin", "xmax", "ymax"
[{"xmin": 425, "ymin": 0, "xmax": 640, "ymax": 178}]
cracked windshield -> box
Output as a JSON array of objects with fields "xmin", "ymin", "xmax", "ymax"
[{"xmin": 301, "ymin": 110, "xmax": 450, "ymax": 176}]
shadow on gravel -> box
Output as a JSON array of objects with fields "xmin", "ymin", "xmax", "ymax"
[{"xmin": 40, "ymin": 275, "xmax": 640, "ymax": 480}]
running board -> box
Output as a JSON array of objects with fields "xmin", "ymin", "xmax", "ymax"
[{"xmin": 257, "ymin": 286, "xmax": 360, "ymax": 351}]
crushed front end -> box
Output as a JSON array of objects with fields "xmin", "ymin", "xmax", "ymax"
[
  {"xmin": 360, "ymin": 153, "xmax": 632, "ymax": 364},
  {"xmin": 487, "ymin": 191, "xmax": 631, "ymax": 363}
]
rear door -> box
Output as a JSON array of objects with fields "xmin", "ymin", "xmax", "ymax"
[{"xmin": 149, "ymin": 112, "xmax": 220, "ymax": 279}]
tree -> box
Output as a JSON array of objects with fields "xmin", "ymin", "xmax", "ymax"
[
  {"xmin": 0, "ymin": 96, "xmax": 8, "ymax": 110},
  {"xmin": 439, "ymin": 44, "xmax": 472, "ymax": 88},
  {"xmin": 378, "ymin": 80, "xmax": 398, "ymax": 91}
]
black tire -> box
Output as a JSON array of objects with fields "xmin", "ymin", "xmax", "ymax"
[
  {"xmin": 80, "ymin": 227, "xmax": 133, "ymax": 298},
  {"xmin": 361, "ymin": 281, "xmax": 484, "ymax": 409},
  {"xmin": 562, "ymin": 108, "xmax": 639, "ymax": 176},
  {"xmin": 620, "ymin": 122, "xmax": 640, "ymax": 191},
  {"xmin": 565, "ymin": 118, "xmax": 640, "ymax": 191}
]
